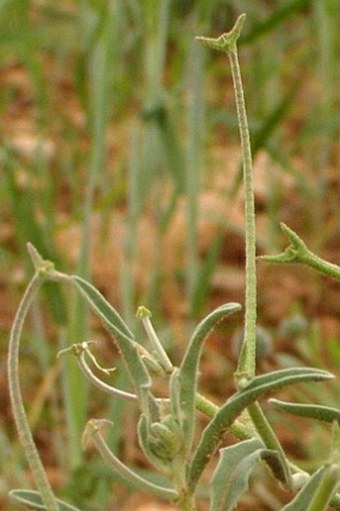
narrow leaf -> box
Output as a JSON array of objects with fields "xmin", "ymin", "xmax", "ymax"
[
  {"xmin": 177, "ymin": 303, "xmax": 241, "ymax": 452},
  {"xmin": 9, "ymin": 489, "xmax": 83, "ymax": 511},
  {"xmin": 210, "ymin": 438, "xmax": 282, "ymax": 511},
  {"xmin": 188, "ymin": 367, "xmax": 333, "ymax": 490},
  {"xmin": 242, "ymin": 367, "xmax": 332, "ymax": 392},
  {"xmin": 71, "ymin": 275, "xmax": 150, "ymax": 390},
  {"xmin": 72, "ymin": 276, "xmax": 134, "ymax": 339},
  {"xmin": 270, "ymin": 399, "xmax": 340, "ymax": 424}
]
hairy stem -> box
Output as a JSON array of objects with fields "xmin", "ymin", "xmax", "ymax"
[
  {"xmin": 260, "ymin": 222, "xmax": 340, "ymax": 281},
  {"xmin": 195, "ymin": 393, "xmax": 252, "ymax": 440},
  {"xmin": 197, "ymin": 15, "xmax": 257, "ymax": 382},
  {"xmin": 8, "ymin": 272, "xmax": 59, "ymax": 511},
  {"xmin": 228, "ymin": 45, "xmax": 257, "ymax": 382}
]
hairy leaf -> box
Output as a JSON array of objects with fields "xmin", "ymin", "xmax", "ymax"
[
  {"xmin": 210, "ymin": 438, "xmax": 286, "ymax": 511},
  {"xmin": 242, "ymin": 367, "xmax": 332, "ymax": 391},
  {"xmin": 72, "ymin": 276, "xmax": 134, "ymax": 339},
  {"xmin": 281, "ymin": 465, "xmax": 340, "ymax": 511},
  {"xmin": 169, "ymin": 369, "xmax": 182, "ymax": 426},
  {"xmin": 270, "ymin": 399, "xmax": 340, "ymax": 424},
  {"xmin": 71, "ymin": 275, "xmax": 150, "ymax": 390},
  {"xmin": 188, "ymin": 367, "xmax": 333, "ymax": 490},
  {"xmin": 177, "ymin": 303, "xmax": 241, "ymax": 453}
]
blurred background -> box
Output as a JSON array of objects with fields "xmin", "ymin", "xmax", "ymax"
[{"xmin": 1, "ymin": 1, "xmax": 340, "ymax": 509}]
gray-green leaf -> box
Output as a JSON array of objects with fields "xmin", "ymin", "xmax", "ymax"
[
  {"xmin": 270, "ymin": 399, "xmax": 340, "ymax": 424},
  {"xmin": 71, "ymin": 275, "xmax": 150, "ymax": 390},
  {"xmin": 9, "ymin": 489, "xmax": 83, "ymax": 511},
  {"xmin": 177, "ymin": 303, "xmax": 241, "ymax": 453},
  {"xmin": 210, "ymin": 438, "xmax": 282, "ymax": 511},
  {"xmin": 281, "ymin": 465, "xmax": 340, "ymax": 511}
]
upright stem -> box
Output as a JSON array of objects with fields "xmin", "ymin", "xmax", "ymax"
[
  {"xmin": 172, "ymin": 456, "xmax": 197, "ymax": 511},
  {"xmin": 195, "ymin": 18, "xmax": 293, "ymax": 486},
  {"xmin": 228, "ymin": 46, "xmax": 257, "ymax": 381},
  {"xmin": 197, "ymin": 15, "xmax": 257, "ymax": 382},
  {"xmin": 177, "ymin": 495, "xmax": 197, "ymax": 511},
  {"xmin": 8, "ymin": 272, "xmax": 59, "ymax": 511},
  {"xmin": 226, "ymin": 33, "xmax": 292, "ymax": 473}
]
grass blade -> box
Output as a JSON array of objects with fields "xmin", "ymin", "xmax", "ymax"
[{"xmin": 241, "ymin": 0, "xmax": 313, "ymax": 46}]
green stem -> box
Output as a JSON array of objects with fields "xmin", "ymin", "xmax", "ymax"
[
  {"xmin": 197, "ymin": 15, "xmax": 257, "ymax": 381},
  {"xmin": 228, "ymin": 45, "xmax": 257, "ymax": 382},
  {"xmin": 195, "ymin": 393, "xmax": 251, "ymax": 440},
  {"xmin": 171, "ymin": 457, "xmax": 197, "ymax": 511},
  {"xmin": 260, "ymin": 222, "xmax": 340, "ymax": 281},
  {"xmin": 177, "ymin": 493, "xmax": 197, "ymax": 511},
  {"xmin": 302, "ymin": 249, "xmax": 340, "ymax": 281},
  {"xmin": 8, "ymin": 271, "xmax": 59, "ymax": 511}
]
